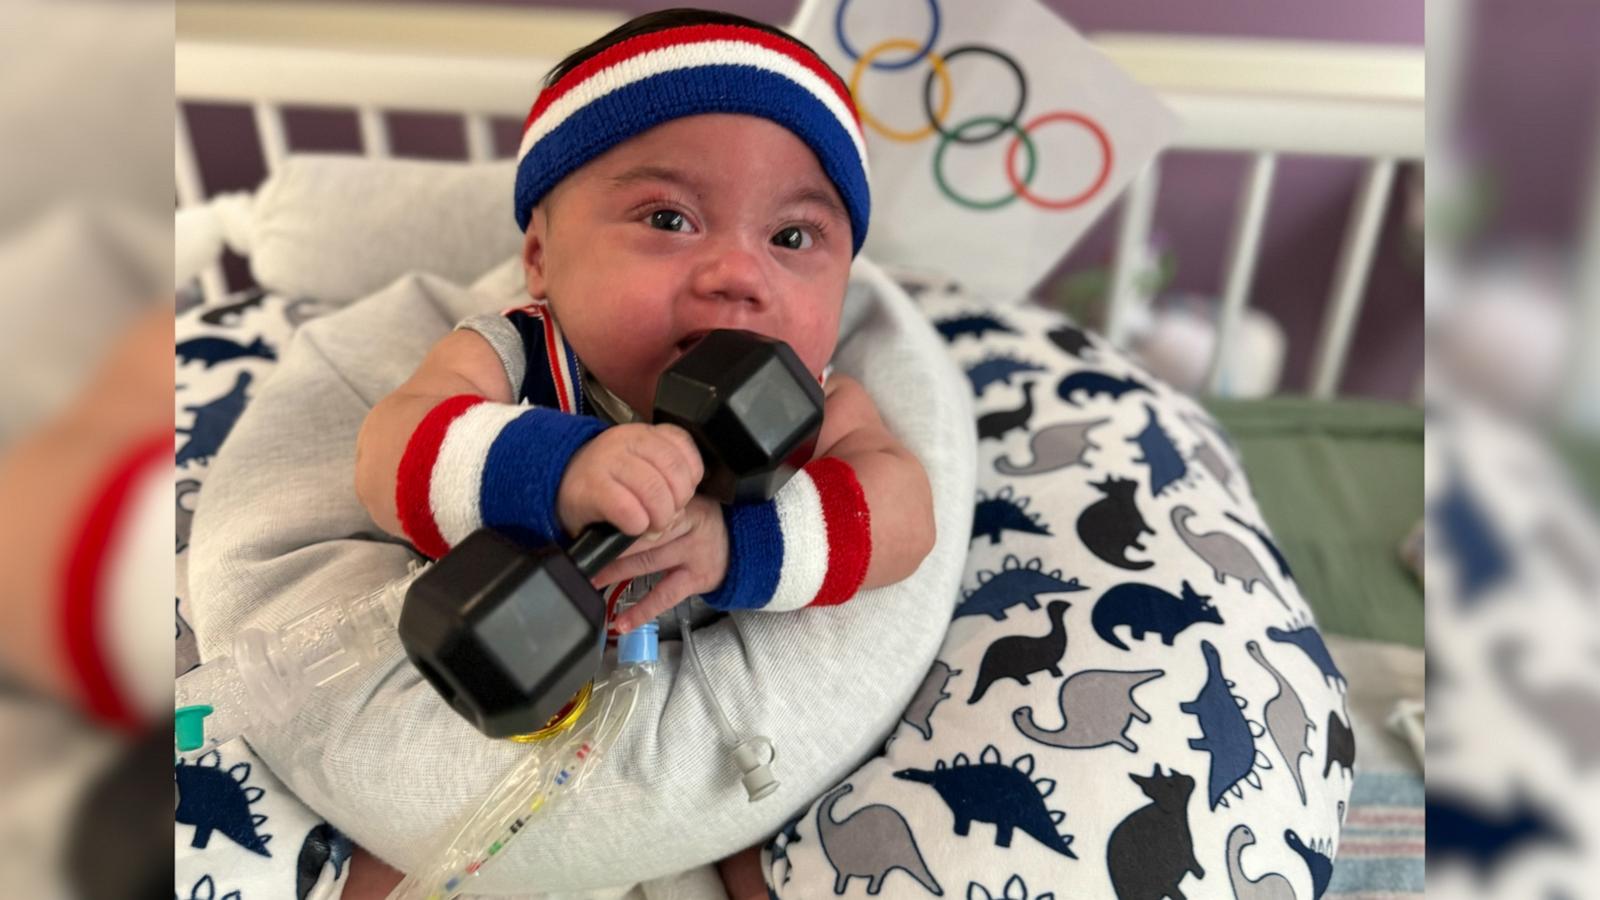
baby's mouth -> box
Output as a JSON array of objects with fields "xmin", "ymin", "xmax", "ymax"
[{"xmin": 675, "ymin": 330, "xmax": 713, "ymax": 354}]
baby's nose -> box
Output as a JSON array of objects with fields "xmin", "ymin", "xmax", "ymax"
[{"xmin": 691, "ymin": 245, "xmax": 769, "ymax": 306}]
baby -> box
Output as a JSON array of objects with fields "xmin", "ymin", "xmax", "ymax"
[{"xmin": 354, "ymin": 8, "xmax": 934, "ymax": 637}]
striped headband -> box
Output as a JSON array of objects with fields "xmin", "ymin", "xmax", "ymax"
[{"xmin": 514, "ymin": 23, "xmax": 872, "ymax": 255}]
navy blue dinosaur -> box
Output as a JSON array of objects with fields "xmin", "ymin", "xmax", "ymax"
[
  {"xmin": 1430, "ymin": 461, "xmax": 1512, "ymax": 608},
  {"xmin": 1091, "ymin": 580, "xmax": 1222, "ymax": 651},
  {"xmin": 935, "ymin": 313, "xmax": 1018, "ymax": 343},
  {"xmin": 176, "ymin": 334, "xmax": 277, "ymax": 368},
  {"xmin": 198, "ymin": 288, "xmax": 267, "ymax": 326},
  {"xmin": 1426, "ymin": 790, "xmax": 1571, "ymax": 876},
  {"xmin": 297, "ymin": 822, "xmax": 355, "ymax": 899},
  {"xmin": 1181, "ymin": 640, "xmax": 1268, "ymax": 810},
  {"xmin": 1225, "ymin": 512, "xmax": 1295, "ymax": 581},
  {"xmin": 1046, "ymin": 323, "xmax": 1096, "ymax": 360},
  {"xmin": 894, "ymin": 746, "xmax": 1075, "ymax": 858},
  {"xmin": 1056, "ymin": 371, "xmax": 1150, "ymax": 406},
  {"xmin": 1266, "ymin": 624, "xmax": 1347, "ymax": 689},
  {"xmin": 176, "ymin": 371, "xmax": 253, "ymax": 468},
  {"xmin": 954, "ymin": 555, "xmax": 1087, "ymax": 621},
  {"xmin": 1284, "ymin": 830, "xmax": 1335, "ymax": 900},
  {"xmin": 973, "ymin": 486, "xmax": 1052, "ymax": 545},
  {"xmin": 966, "ymin": 354, "xmax": 1047, "ymax": 396},
  {"xmin": 1129, "ymin": 403, "xmax": 1189, "ymax": 496},
  {"xmin": 175, "ymin": 752, "xmax": 272, "ymax": 857}
]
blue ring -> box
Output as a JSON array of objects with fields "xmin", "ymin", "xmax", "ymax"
[{"xmin": 834, "ymin": 0, "xmax": 941, "ymax": 71}]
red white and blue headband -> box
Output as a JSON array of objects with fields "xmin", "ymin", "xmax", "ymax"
[{"xmin": 513, "ymin": 23, "xmax": 872, "ymax": 255}]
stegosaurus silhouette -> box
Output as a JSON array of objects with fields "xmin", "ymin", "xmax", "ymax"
[
  {"xmin": 972, "ymin": 486, "xmax": 1053, "ymax": 546},
  {"xmin": 954, "ymin": 555, "xmax": 1086, "ymax": 622},
  {"xmin": 175, "ymin": 750, "xmax": 272, "ymax": 857},
  {"xmin": 894, "ymin": 745, "xmax": 1076, "ymax": 858},
  {"xmin": 1180, "ymin": 640, "xmax": 1272, "ymax": 810}
]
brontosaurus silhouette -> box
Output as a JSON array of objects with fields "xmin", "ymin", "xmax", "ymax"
[
  {"xmin": 1012, "ymin": 668, "xmax": 1162, "ymax": 752},
  {"xmin": 969, "ymin": 600, "xmax": 1070, "ymax": 703},
  {"xmin": 1226, "ymin": 825, "xmax": 1297, "ymax": 900},
  {"xmin": 816, "ymin": 783, "xmax": 943, "ymax": 895},
  {"xmin": 1248, "ymin": 640, "xmax": 1315, "ymax": 803},
  {"xmin": 977, "ymin": 381, "xmax": 1037, "ymax": 441},
  {"xmin": 995, "ymin": 418, "xmax": 1107, "ymax": 476},
  {"xmin": 902, "ymin": 660, "xmax": 960, "ymax": 740},
  {"xmin": 1172, "ymin": 507, "xmax": 1288, "ymax": 609}
]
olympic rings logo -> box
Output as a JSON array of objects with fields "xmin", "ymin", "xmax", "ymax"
[{"xmin": 833, "ymin": 0, "xmax": 1114, "ymax": 212}]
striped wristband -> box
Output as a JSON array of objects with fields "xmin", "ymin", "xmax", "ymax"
[
  {"xmin": 701, "ymin": 457, "xmax": 871, "ymax": 612},
  {"xmin": 396, "ymin": 395, "xmax": 607, "ymax": 558}
]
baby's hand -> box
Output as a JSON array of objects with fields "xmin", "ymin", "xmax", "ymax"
[
  {"xmin": 596, "ymin": 496, "xmax": 729, "ymax": 632},
  {"xmin": 556, "ymin": 422, "xmax": 703, "ymax": 539}
]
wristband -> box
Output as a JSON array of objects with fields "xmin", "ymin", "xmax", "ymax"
[
  {"xmin": 396, "ymin": 395, "xmax": 606, "ymax": 558},
  {"xmin": 701, "ymin": 457, "xmax": 871, "ymax": 612}
]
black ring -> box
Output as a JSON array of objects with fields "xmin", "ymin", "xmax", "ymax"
[{"xmin": 921, "ymin": 44, "xmax": 1029, "ymax": 145}]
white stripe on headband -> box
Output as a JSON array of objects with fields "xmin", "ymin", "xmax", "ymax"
[{"xmin": 517, "ymin": 39, "xmax": 869, "ymax": 175}]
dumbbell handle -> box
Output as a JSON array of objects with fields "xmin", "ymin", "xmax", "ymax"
[{"xmin": 566, "ymin": 522, "xmax": 634, "ymax": 578}]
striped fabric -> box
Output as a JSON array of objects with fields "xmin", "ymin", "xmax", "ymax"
[
  {"xmin": 704, "ymin": 456, "xmax": 871, "ymax": 612},
  {"xmin": 500, "ymin": 303, "xmax": 586, "ymax": 414},
  {"xmin": 512, "ymin": 23, "xmax": 871, "ymax": 254},
  {"xmin": 1327, "ymin": 773, "xmax": 1425, "ymax": 900}
]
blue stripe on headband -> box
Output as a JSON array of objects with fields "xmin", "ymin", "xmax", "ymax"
[
  {"xmin": 700, "ymin": 498, "xmax": 784, "ymax": 610},
  {"xmin": 515, "ymin": 65, "xmax": 870, "ymax": 255}
]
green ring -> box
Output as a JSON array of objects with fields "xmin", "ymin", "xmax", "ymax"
[{"xmin": 933, "ymin": 115, "xmax": 1037, "ymax": 211}]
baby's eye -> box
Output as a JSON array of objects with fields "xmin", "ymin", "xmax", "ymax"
[
  {"xmin": 772, "ymin": 225, "xmax": 813, "ymax": 250},
  {"xmin": 649, "ymin": 209, "xmax": 692, "ymax": 232}
]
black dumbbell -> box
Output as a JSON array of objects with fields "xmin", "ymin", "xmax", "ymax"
[{"xmin": 399, "ymin": 330, "xmax": 824, "ymax": 738}]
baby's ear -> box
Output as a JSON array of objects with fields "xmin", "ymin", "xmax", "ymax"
[{"xmin": 521, "ymin": 209, "xmax": 550, "ymax": 299}]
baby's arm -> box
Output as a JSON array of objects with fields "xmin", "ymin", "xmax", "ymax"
[{"xmin": 354, "ymin": 330, "xmax": 699, "ymax": 553}]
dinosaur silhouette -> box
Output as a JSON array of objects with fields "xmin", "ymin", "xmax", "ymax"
[
  {"xmin": 766, "ymin": 807, "xmax": 806, "ymax": 889},
  {"xmin": 1225, "ymin": 512, "xmax": 1295, "ymax": 581},
  {"xmin": 297, "ymin": 822, "xmax": 354, "ymax": 900},
  {"xmin": 954, "ymin": 555, "xmax": 1087, "ymax": 622},
  {"xmin": 1012, "ymin": 668, "xmax": 1162, "ymax": 752},
  {"xmin": 175, "ymin": 751, "xmax": 272, "ymax": 857},
  {"xmin": 1283, "ymin": 830, "xmax": 1334, "ymax": 900},
  {"xmin": 1105, "ymin": 765, "xmax": 1205, "ymax": 900},
  {"xmin": 969, "ymin": 600, "xmax": 1070, "ymax": 704},
  {"xmin": 995, "ymin": 418, "xmax": 1107, "ymax": 476},
  {"xmin": 1172, "ymin": 507, "xmax": 1288, "ymax": 608},
  {"xmin": 1492, "ymin": 638, "xmax": 1600, "ymax": 770},
  {"xmin": 176, "ymin": 477, "xmax": 201, "ymax": 553},
  {"xmin": 1226, "ymin": 825, "xmax": 1297, "ymax": 900},
  {"xmin": 1129, "ymin": 403, "xmax": 1190, "ymax": 496},
  {"xmin": 816, "ymin": 783, "xmax": 943, "ymax": 896},
  {"xmin": 894, "ymin": 746, "xmax": 1075, "ymax": 858},
  {"xmin": 1191, "ymin": 437, "xmax": 1238, "ymax": 502},
  {"xmin": 1248, "ymin": 640, "xmax": 1315, "ymax": 803},
  {"xmin": 967, "ymin": 354, "xmax": 1047, "ymax": 396},
  {"xmin": 197, "ymin": 288, "xmax": 267, "ymax": 326},
  {"xmin": 968, "ymin": 873, "xmax": 1054, "ymax": 900},
  {"xmin": 1266, "ymin": 625, "xmax": 1347, "ymax": 689},
  {"xmin": 1322, "ymin": 710, "xmax": 1355, "ymax": 779},
  {"xmin": 1046, "ymin": 323, "xmax": 1096, "ymax": 360},
  {"xmin": 973, "ymin": 486, "xmax": 1052, "ymax": 545},
  {"xmin": 1426, "ymin": 790, "xmax": 1570, "ymax": 876},
  {"xmin": 1091, "ymin": 581, "xmax": 1222, "ymax": 651},
  {"xmin": 1057, "ymin": 371, "xmax": 1151, "ymax": 406},
  {"xmin": 935, "ymin": 313, "xmax": 1017, "ymax": 343},
  {"xmin": 1076, "ymin": 476, "xmax": 1155, "ymax": 570},
  {"xmin": 977, "ymin": 381, "xmax": 1037, "ymax": 441},
  {"xmin": 1431, "ymin": 460, "xmax": 1512, "ymax": 608},
  {"xmin": 176, "ymin": 371, "xmax": 253, "ymax": 468},
  {"xmin": 176, "ymin": 334, "xmax": 277, "ymax": 368},
  {"xmin": 177, "ymin": 598, "xmax": 199, "ymax": 676},
  {"xmin": 903, "ymin": 660, "xmax": 960, "ymax": 740},
  {"xmin": 1182, "ymin": 640, "xmax": 1270, "ymax": 809}
]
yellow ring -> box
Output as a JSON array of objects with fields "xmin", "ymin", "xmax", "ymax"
[
  {"xmin": 850, "ymin": 38, "xmax": 951, "ymax": 143},
  {"xmin": 507, "ymin": 681, "xmax": 593, "ymax": 743}
]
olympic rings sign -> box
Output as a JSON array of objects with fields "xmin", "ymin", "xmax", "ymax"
[{"xmin": 833, "ymin": 0, "xmax": 1114, "ymax": 212}]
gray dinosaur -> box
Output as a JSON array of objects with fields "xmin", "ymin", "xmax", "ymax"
[
  {"xmin": 1012, "ymin": 668, "xmax": 1163, "ymax": 752},
  {"xmin": 1248, "ymin": 640, "xmax": 1315, "ymax": 804},
  {"xmin": 1191, "ymin": 438, "xmax": 1238, "ymax": 502},
  {"xmin": 994, "ymin": 418, "xmax": 1107, "ymax": 476},
  {"xmin": 1493, "ymin": 638, "xmax": 1600, "ymax": 770},
  {"xmin": 1226, "ymin": 825, "xmax": 1298, "ymax": 900},
  {"xmin": 816, "ymin": 784, "xmax": 943, "ymax": 896},
  {"xmin": 1172, "ymin": 506, "xmax": 1288, "ymax": 609},
  {"xmin": 902, "ymin": 660, "xmax": 960, "ymax": 740}
]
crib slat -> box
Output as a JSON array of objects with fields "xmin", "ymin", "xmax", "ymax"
[
  {"xmin": 1310, "ymin": 158, "xmax": 1398, "ymax": 398},
  {"xmin": 465, "ymin": 113, "xmax": 497, "ymax": 161},
  {"xmin": 358, "ymin": 106, "xmax": 391, "ymax": 157},
  {"xmin": 1106, "ymin": 159, "xmax": 1162, "ymax": 348},
  {"xmin": 1206, "ymin": 152, "xmax": 1278, "ymax": 395},
  {"xmin": 253, "ymin": 100, "xmax": 290, "ymax": 173},
  {"xmin": 175, "ymin": 105, "xmax": 205, "ymax": 208}
]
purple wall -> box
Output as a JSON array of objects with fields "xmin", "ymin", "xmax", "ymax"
[{"xmin": 185, "ymin": 0, "xmax": 1425, "ymax": 398}]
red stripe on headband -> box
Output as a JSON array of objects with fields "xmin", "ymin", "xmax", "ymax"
[
  {"xmin": 523, "ymin": 24, "xmax": 859, "ymax": 136},
  {"xmin": 807, "ymin": 457, "xmax": 872, "ymax": 607},
  {"xmin": 396, "ymin": 395, "xmax": 485, "ymax": 559},
  {"xmin": 60, "ymin": 432, "xmax": 169, "ymax": 729}
]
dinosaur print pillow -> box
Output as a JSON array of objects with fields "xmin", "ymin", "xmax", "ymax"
[{"xmin": 765, "ymin": 284, "xmax": 1354, "ymax": 900}]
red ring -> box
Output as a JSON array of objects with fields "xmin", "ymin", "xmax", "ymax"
[{"xmin": 1003, "ymin": 111, "xmax": 1114, "ymax": 211}]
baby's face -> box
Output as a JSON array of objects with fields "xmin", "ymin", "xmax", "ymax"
[{"xmin": 523, "ymin": 114, "xmax": 855, "ymax": 416}]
